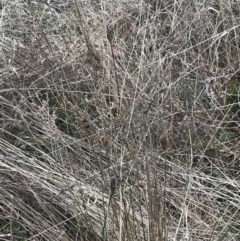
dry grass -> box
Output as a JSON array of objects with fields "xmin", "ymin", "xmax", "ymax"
[{"xmin": 0, "ymin": 0, "xmax": 240, "ymax": 240}]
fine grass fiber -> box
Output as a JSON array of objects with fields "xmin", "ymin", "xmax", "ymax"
[{"xmin": 1, "ymin": 0, "xmax": 240, "ymax": 240}]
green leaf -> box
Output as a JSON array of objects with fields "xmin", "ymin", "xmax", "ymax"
[{"xmin": 219, "ymin": 132, "xmax": 238, "ymax": 141}]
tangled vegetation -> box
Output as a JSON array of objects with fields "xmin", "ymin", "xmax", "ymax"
[{"xmin": 0, "ymin": 0, "xmax": 240, "ymax": 240}]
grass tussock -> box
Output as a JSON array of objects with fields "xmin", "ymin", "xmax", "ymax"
[{"xmin": 0, "ymin": 0, "xmax": 240, "ymax": 240}]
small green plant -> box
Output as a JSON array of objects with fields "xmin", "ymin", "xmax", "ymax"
[
  {"xmin": 0, "ymin": 219, "xmax": 28, "ymax": 240},
  {"xmin": 227, "ymin": 83, "xmax": 240, "ymax": 116}
]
